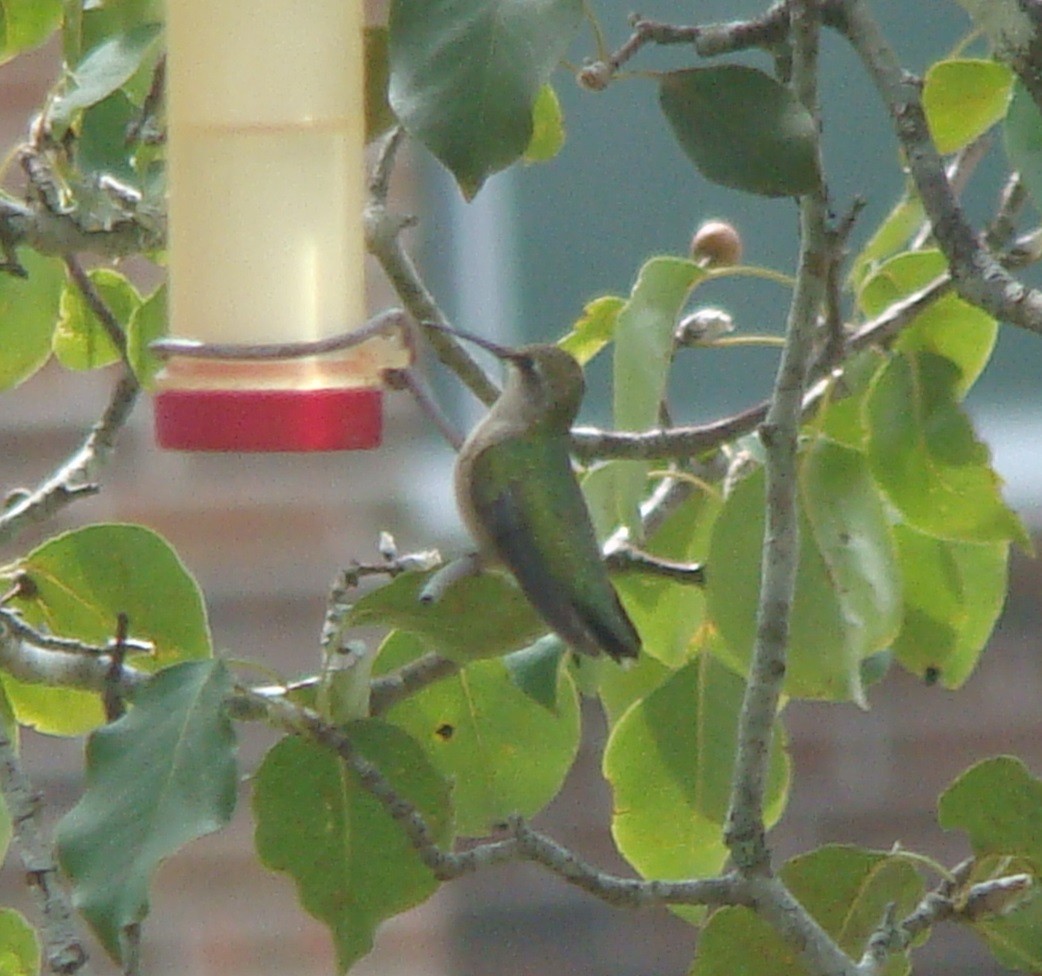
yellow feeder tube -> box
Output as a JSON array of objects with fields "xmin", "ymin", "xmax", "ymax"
[{"xmin": 157, "ymin": 0, "xmax": 403, "ymax": 450}]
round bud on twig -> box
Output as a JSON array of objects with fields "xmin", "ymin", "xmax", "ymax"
[
  {"xmin": 675, "ymin": 308, "xmax": 735, "ymax": 346},
  {"xmin": 577, "ymin": 61, "xmax": 612, "ymax": 92},
  {"xmin": 690, "ymin": 220, "xmax": 742, "ymax": 268}
]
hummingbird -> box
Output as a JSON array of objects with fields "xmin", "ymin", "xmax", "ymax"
[{"xmin": 429, "ymin": 324, "xmax": 641, "ymax": 664}]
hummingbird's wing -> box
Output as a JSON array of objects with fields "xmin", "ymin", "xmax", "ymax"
[{"xmin": 466, "ymin": 435, "xmax": 640, "ymax": 662}]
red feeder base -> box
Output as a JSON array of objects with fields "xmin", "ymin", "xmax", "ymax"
[{"xmin": 154, "ymin": 386, "xmax": 383, "ymax": 452}]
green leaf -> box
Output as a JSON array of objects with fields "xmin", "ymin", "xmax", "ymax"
[
  {"xmin": 503, "ymin": 635, "xmax": 566, "ymax": 711},
  {"xmin": 57, "ymin": 661, "xmax": 237, "ymax": 962},
  {"xmin": 389, "ymin": 0, "xmax": 582, "ymax": 198},
  {"xmin": 253, "ymin": 725, "xmax": 450, "ymax": 973},
  {"xmin": 693, "ymin": 905, "xmax": 800, "ymax": 976},
  {"xmin": 923, "ymin": 59, "xmax": 1013, "ymax": 154},
  {"xmin": 0, "ymin": 909, "xmax": 39, "ymax": 976},
  {"xmin": 610, "ymin": 256, "xmax": 707, "ymax": 534},
  {"xmin": 558, "ymin": 295, "xmax": 623, "ymax": 364},
  {"xmin": 1005, "ymin": 80, "xmax": 1042, "ymax": 212},
  {"xmin": 866, "ymin": 351, "xmax": 1031, "ymax": 550},
  {"xmin": 859, "ymin": 249, "xmax": 997, "ymax": 396},
  {"xmin": 381, "ymin": 631, "xmax": 580, "ymax": 836},
  {"xmin": 76, "ymin": 90, "xmax": 139, "ymax": 182},
  {"xmin": 938, "ymin": 756, "xmax": 1042, "ymax": 871},
  {"xmin": 612, "ymin": 488, "xmax": 720, "ymax": 667},
  {"xmin": 604, "ymin": 654, "xmax": 789, "ymax": 885},
  {"xmin": 365, "ymin": 26, "xmax": 395, "ymax": 143},
  {"xmin": 891, "ymin": 524, "xmax": 1008, "ymax": 688},
  {"xmin": 126, "ymin": 283, "xmax": 167, "ymax": 387},
  {"xmin": 0, "ymin": 0, "xmax": 59, "ymax": 64},
  {"xmin": 345, "ymin": 569, "xmax": 544, "ymax": 662},
  {"xmin": 54, "ymin": 268, "xmax": 141, "ymax": 371},
  {"xmin": 50, "ymin": 21, "xmax": 162, "ymax": 128},
  {"xmin": 975, "ymin": 891, "xmax": 1042, "ymax": 972},
  {"xmin": 846, "ymin": 184, "xmax": 924, "ymax": 290},
  {"xmin": 596, "ymin": 650, "xmax": 672, "ymax": 729},
  {"xmin": 708, "ymin": 441, "xmax": 902, "ymax": 704},
  {"xmin": 659, "ymin": 66, "xmax": 819, "ymax": 197},
  {"xmin": 816, "ymin": 348, "xmax": 887, "ymax": 451},
  {"xmin": 6, "ymin": 524, "xmax": 211, "ymax": 735},
  {"xmin": 693, "ymin": 846, "xmax": 922, "ymax": 976},
  {"xmin": 0, "ymin": 250, "xmax": 64, "ymax": 389},
  {"xmin": 524, "ymin": 83, "xmax": 565, "ymax": 163}
]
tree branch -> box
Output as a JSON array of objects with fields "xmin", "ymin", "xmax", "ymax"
[
  {"xmin": 725, "ymin": 0, "xmax": 830, "ymax": 877},
  {"xmin": 0, "ymin": 370, "xmax": 139, "ymax": 546},
  {"xmin": 0, "ymin": 723, "xmax": 92, "ymax": 976},
  {"xmin": 364, "ymin": 128, "xmax": 501, "ymax": 406},
  {"xmin": 369, "ymin": 653, "xmax": 461, "ymax": 717},
  {"xmin": 836, "ymin": 0, "xmax": 1042, "ymax": 338}
]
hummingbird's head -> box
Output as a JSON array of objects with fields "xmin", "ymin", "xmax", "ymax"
[
  {"xmin": 423, "ymin": 322, "xmax": 585, "ymax": 431},
  {"xmin": 503, "ymin": 344, "xmax": 585, "ymax": 430}
]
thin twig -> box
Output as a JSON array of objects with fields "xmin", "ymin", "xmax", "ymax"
[
  {"xmin": 0, "ymin": 370, "xmax": 140, "ymax": 545},
  {"xmin": 0, "ymin": 608, "xmax": 153, "ymax": 658},
  {"xmin": 604, "ymin": 546, "xmax": 705, "ymax": 585},
  {"xmin": 724, "ymin": 0, "xmax": 830, "ymax": 876},
  {"xmin": 370, "ymin": 653, "xmax": 461, "ymax": 716},
  {"xmin": 0, "ymin": 723, "xmax": 91, "ymax": 976},
  {"xmin": 835, "ymin": 0, "xmax": 1042, "ymax": 338},
  {"xmin": 384, "ymin": 366, "xmax": 464, "ymax": 450},
  {"xmin": 363, "ymin": 127, "xmax": 501, "ymax": 407},
  {"xmin": 63, "ymin": 256, "xmax": 127, "ymax": 358}
]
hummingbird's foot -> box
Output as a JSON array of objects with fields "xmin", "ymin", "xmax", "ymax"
[{"xmin": 418, "ymin": 552, "xmax": 483, "ymax": 604}]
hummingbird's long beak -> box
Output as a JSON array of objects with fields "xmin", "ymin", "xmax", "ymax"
[{"xmin": 423, "ymin": 321, "xmax": 523, "ymax": 362}]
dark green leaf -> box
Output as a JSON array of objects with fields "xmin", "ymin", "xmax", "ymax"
[
  {"xmin": 126, "ymin": 284, "xmax": 167, "ymax": 387},
  {"xmin": 1005, "ymin": 80, "xmax": 1042, "ymax": 212},
  {"xmin": 77, "ymin": 91, "xmax": 139, "ymax": 182},
  {"xmin": 57, "ymin": 661, "xmax": 236, "ymax": 962},
  {"xmin": 389, "ymin": 0, "xmax": 582, "ymax": 197},
  {"xmin": 503, "ymin": 635, "xmax": 566, "ymax": 711},
  {"xmin": 365, "ymin": 26, "xmax": 395, "ymax": 142},
  {"xmin": 253, "ymin": 725, "xmax": 450, "ymax": 972},
  {"xmin": 659, "ymin": 66, "xmax": 819, "ymax": 197},
  {"xmin": 51, "ymin": 22, "xmax": 162, "ymax": 127}
]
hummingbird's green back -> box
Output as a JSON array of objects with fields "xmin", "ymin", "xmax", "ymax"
[{"xmin": 459, "ymin": 428, "xmax": 641, "ymax": 662}]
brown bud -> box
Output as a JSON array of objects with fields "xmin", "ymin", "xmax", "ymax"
[{"xmin": 690, "ymin": 220, "xmax": 743, "ymax": 268}]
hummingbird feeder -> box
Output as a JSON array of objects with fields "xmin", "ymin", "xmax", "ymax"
[{"xmin": 156, "ymin": 0, "xmax": 408, "ymax": 451}]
